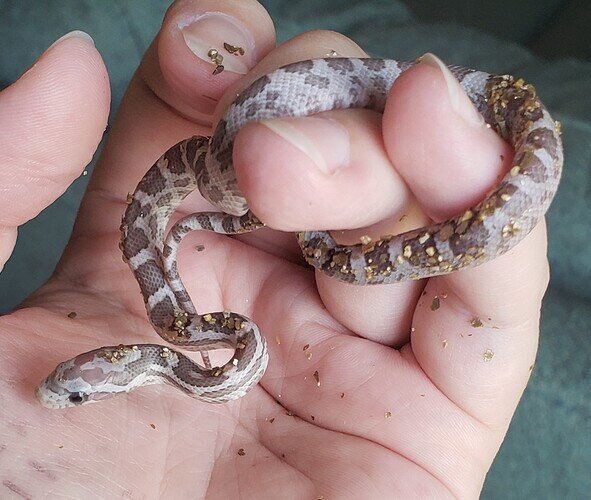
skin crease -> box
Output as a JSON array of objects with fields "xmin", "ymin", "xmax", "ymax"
[{"xmin": 0, "ymin": 1, "xmax": 551, "ymax": 498}]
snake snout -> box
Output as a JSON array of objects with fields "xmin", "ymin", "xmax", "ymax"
[
  {"xmin": 35, "ymin": 377, "xmax": 75, "ymax": 409},
  {"xmin": 35, "ymin": 357, "xmax": 94, "ymax": 409}
]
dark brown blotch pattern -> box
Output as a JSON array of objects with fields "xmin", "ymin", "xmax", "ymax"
[
  {"xmin": 371, "ymin": 75, "xmax": 389, "ymax": 96},
  {"xmin": 124, "ymin": 198, "xmax": 144, "ymax": 226},
  {"xmin": 448, "ymin": 219, "xmax": 489, "ymax": 257},
  {"xmin": 215, "ymin": 144, "xmax": 233, "ymax": 172},
  {"xmin": 210, "ymin": 120, "xmax": 228, "ymax": 153},
  {"xmin": 138, "ymin": 164, "xmax": 166, "ymax": 196},
  {"xmin": 402, "ymin": 232, "xmax": 438, "ymax": 268},
  {"xmin": 221, "ymin": 215, "xmax": 236, "ymax": 234},
  {"xmin": 195, "ymin": 151, "xmax": 207, "ymax": 175},
  {"xmin": 123, "ymin": 227, "xmax": 150, "ymax": 259},
  {"xmin": 234, "ymin": 75, "xmax": 272, "ymax": 106},
  {"xmin": 183, "ymin": 136, "xmax": 203, "ymax": 168},
  {"xmin": 362, "ymin": 59, "xmax": 386, "ymax": 71},
  {"xmin": 204, "ymin": 183, "xmax": 225, "ymax": 204},
  {"xmin": 135, "ymin": 260, "xmax": 167, "ymax": 299},
  {"xmin": 284, "ymin": 60, "xmax": 314, "ymax": 74},
  {"xmin": 195, "ymin": 213, "xmax": 214, "ymax": 231},
  {"xmin": 174, "ymin": 177, "xmax": 191, "ymax": 188},
  {"xmin": 363, "ymin": 239, "xmax": 395, "ymax": 282},
  {"xmin": 514, "ymin": 150, "xmax": 547, "ymax": 183},
  {"xmin": 156, "ymin": 191, "xmax": 173, "ymax": 209},
  {"xmin": 527, "ymin": 127, "xmax": 558, "ymax": 159},
  {"xmin": 486, "ymin": 75, "xmax": 544, "ymax": 141},
  {"xmin": 304, "ymin": 73, "xmax": 330, "ymax": 89},
  {"xmin": 164, "ymin": 144, "xmax": 184, "ymax": 174},
  {"xmin": 326, "ymin": 58, "xmax": 355, "ymax": 73},
  {"xmin": 149, "ymin": 297, "xmax": 175, "ymax": 328}
]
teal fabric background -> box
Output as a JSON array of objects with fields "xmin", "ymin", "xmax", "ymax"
[{"xmin": 1, "ymin": 1, "xmax": 589, "ymax": 498}]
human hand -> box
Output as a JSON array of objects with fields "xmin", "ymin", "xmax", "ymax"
[{"xmin": 0, "ymin": 1, "xmax": 549, "ymax": 498}]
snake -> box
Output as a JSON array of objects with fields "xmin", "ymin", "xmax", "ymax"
[{"xmin": 36, "ymin": 57, "xmax": 563, "ymax": 408}]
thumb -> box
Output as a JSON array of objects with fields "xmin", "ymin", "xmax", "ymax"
[{"xmin": 0, "ymin": 31, "xmax": 109, "ymax": 271}]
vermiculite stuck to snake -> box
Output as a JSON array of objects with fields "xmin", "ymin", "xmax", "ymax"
[{"xmin": 36, "ymin": 57, "xmax": 563, "ymax": 408}]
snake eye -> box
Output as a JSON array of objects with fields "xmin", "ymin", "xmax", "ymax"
[{"xmin": 68, "ymin": 392, "xmax": 85, "ymax": 404}]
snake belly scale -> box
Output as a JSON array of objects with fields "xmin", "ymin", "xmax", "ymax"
[{"xmin": 36, "ymin": 58, "xmax": 563, "ymax": 408}]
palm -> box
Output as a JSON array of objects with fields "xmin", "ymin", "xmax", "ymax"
[
  {"xmin": 0, "ymin": 184, "xmax": 544, "ymax": 499},
  {"xmin": 0, "ymin": 217, "xmax": 500, "ymax": 499},
  {"xmin": 0, "ymin": 6, "xmax": 549, "ymax": 499}
]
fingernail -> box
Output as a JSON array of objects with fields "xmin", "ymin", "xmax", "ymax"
[
  {"xmin": 49, "ymin": 30, "xmax": 95, "ymax": 50},
  {"xmin": 180, "ymin": 12, "xmax": 255, "ymax": 75},
  {"xmin": 419, "ymin": 53, "xmax": 484, "ymax": 127},
  {"xmin": 261, "ymin": 117, "xmax": 350, "ymax": 174}
]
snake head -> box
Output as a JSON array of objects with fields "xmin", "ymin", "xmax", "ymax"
[{"xmin": 36, "ymin": 345, "xmax": 144, "ymax": 409}]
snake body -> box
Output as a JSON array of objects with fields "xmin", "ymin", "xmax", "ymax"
[{"xmin": 36, "ymin": 58, "xmax": 563, "ymax": 408}]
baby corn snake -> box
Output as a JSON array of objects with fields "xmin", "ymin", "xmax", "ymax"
[{"xmin": 36, "ymin": 57, "xmax": 563, "ymax": 408}]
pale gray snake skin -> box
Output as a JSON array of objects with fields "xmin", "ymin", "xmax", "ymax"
[{"xmin": 36, "ymin": 57, "xmax": 563, "ymax": 408}]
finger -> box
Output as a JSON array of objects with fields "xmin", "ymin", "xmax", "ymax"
[
  {"xmin": 318, "ymin": 55, "xmax": 516, "ymax": 344},
  {"xmin": 228, "ymin": 32, "xmax": 406, "ymax": 231},
  {"xmin": 75, "ymin": 0, "xmax": 276, "ymax": 239},
  {"xmin": 410, "ymin": 222, "xmax": 548, "ymax": 427},
  {"xmin": 234, "ymin": 54, "xmax": 509, "ymax": 345},
  {"xmin": 228, "ymin": 31, "xmax": 404, "ymax": 265},
  {"xmin": 383, "ymin": 54, "xmax": 551, "ymax": 427},
  {"xmin": 314, "ymin": 202, "xmax": 429, "ymax": 346},
  {"xmin": 383, "ymin": 54, "xmax": 513, "ymax": 221},
  {"xmin": 150, "ymin": 0, "xmax": 275, "ymax": 124},
  {"xmin": 234, "ymin": 108, "xmax": 411, "ymax": 231},
  {"xmin": 0, "ymin": 31, "xmax": 109, "ymax": 272}
]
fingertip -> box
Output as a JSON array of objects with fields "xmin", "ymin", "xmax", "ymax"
[
  {"xmin": 47, "ymin": 30, "xmax": 95, "ymax": 51},
  {"xmin": 234, "ymin": 120, "xmax": 318, "ymax": 229},
  {"xmin": 383, "ymin": 54, "xmax": 513, "ymax": 221},
  {"xmin": 153, "ymin": 0, "xmax": 276, "ymax": 120},
  {"xmin": 234, "ymin": 110, "xmax": 409, "ymax": 231},
  {"xmin": 0, "ymin": 28, "xmax": 109, "ymax": 226},
  {"xmin": 44, "ymin": 30, "xmax": 110, "ymax": 156}
]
